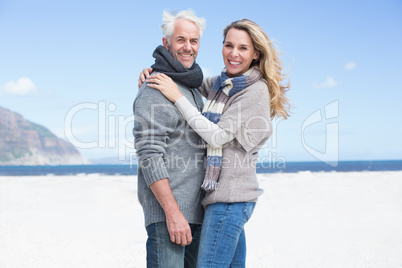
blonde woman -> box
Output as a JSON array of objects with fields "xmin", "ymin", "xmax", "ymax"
[{"xmin": 141, "ymin": 19, "xmax": 290, "ymax": 267}]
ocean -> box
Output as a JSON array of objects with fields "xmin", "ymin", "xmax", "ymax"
[{"xmin": 1, "ymin": 160, "xmax": 402, "ymax": 176}]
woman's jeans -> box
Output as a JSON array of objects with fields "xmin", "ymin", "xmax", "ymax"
[
  {"xmin": 197, "ymin": 202, "xmax": 256, "ymax": 268},
  {"xmin": 145, "ymin": 222, "xmax": 202, "ymax": 268}
]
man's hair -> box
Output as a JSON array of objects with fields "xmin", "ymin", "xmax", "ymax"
[{"xmin": 160, "ymin": 9, "xmax": 206, "ymax": 42}]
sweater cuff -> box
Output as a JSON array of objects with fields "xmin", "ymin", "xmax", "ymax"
[
  {"xmin": 217, "ymin": 120, "xmax": 254, "ymax": 152},
  {"xmin": 139, "ymin": 156, "xmax": 170, "ymax": 187}
]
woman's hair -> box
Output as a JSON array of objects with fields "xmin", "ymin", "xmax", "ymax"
[
  {"xmin": 160, "ymin": 9, "xmax": 206, "ymax": 42},
  {"xmin": 223, "ymin": 19, "xmax": 291, "ymax": 119}
]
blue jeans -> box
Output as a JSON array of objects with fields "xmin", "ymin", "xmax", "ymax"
[
  {"xmin": 146, "ymin": 222, "xmax": 202, "ymax": 268},
  {"xmin": 197, "ymin": 202, "xmax": 256, "ymax": 268}
]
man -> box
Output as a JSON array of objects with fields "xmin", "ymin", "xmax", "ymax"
[{"xmin": 133, "ymin": 9, "xmax": 206, "ymax": 268}]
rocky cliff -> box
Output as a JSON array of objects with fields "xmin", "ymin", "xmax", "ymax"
[{"xmin": 0, "ymin": 106, "xmax": 89, "ymax": 165}]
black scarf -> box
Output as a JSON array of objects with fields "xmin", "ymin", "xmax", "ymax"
[{"xmin": 151, "ymin": 45, "xmax": 203, "ymax": 88}]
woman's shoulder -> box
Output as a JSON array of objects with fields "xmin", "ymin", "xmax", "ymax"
[
  {"xmin": 203, "ymin": 75, "xmax": 219, "ymax": 88},
  {"xmin": 224, "ymin": 79, "xmax": 270, "ymax": 114},
  {"xmin": 205, "ymin": 75, "xmax": 219, "ymax": 82},
  {"xmin": 242, "ymin": 79, "xmax": 269, "ymax": 99},
  {"xmin": 248, "ymin": 79, "xmax": 268, "ymax": 91},
  {"xmin": 199, "ymin": 75, "xmax": 219, "ymax": 97}
]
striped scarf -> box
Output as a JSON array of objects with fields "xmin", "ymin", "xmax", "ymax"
[{"xmin": 201, "ymin": 67, "xmax": 262, "ymax": 192}]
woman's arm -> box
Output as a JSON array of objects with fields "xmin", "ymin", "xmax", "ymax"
[
  {"xmin": 147, "ymin": 73, "xmax": 234, "ymax": 147},
  {"xmin": 175, "ymin": 97, "xmax": 234, "ymax": 148},
  {"xmin": 137, "ymin": 68, "xmax": 217, "ymax": 99}
]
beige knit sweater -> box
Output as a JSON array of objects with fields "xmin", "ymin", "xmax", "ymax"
[{"xmin": 175, "ymin": 76, "xmax": 272, "ymax": 207}]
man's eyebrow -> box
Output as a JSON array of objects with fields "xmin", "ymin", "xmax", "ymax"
[{"xmin": 175, "ymin": 35, "xmax": 199, "ymax": 41}]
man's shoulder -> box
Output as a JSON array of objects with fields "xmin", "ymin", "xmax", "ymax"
[
  {"xmin": 134, "ymin": 84, "xmax": 171, "ymax": 107},
  {"xmin": 133, "ymin": 84, "xmax": 180, "ymax": 123}
]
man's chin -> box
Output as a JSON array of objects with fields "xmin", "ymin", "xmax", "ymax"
[{"xmin": 181, "ymin": 61, "xmax": 195, "ymax": 69}]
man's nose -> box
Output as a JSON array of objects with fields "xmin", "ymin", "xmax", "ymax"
[{"xmin": 183, "ymin": 41, "xmax": 191, "ymax": 51}]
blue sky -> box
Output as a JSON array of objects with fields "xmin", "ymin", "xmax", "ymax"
[{"xmin": 1, "ymin": 0, "xmax": 401, "ymax": 163}]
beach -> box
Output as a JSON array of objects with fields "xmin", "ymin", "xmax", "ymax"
[{"xmin": 1, "ymin": 171, "xmax": 401, "ymax": 267}]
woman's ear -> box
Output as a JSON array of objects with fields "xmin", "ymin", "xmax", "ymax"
[{"xmin": 253, "ymin": 51, "xmax": 260, "ymax": 61}]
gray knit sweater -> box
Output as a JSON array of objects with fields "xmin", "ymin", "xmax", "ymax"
[
  {"xmin": 133, "ymin": 77, "xmax": 205, "ymax": 227},
  {"xmin": 175, "ymin": 76, "xmax": 272, "ymax": 207}
]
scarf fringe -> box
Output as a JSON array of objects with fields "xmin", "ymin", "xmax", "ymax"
[{"xmin": 201, "ymin": 179, "xmax": 217, "ymax": 192}]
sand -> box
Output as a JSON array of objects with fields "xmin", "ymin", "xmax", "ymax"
[{"xmin": 1, "ymin": 171, "xmax": 401, "ymax": 267}]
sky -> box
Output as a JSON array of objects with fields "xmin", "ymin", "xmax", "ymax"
[{"xmin": 1, "ymin": 0, "xmax": 401, "ymax": 164}]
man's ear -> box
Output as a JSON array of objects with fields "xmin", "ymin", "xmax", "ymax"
[{"xmin": 162, "ymin": 37, "xmax": 170, "ymax": 50}]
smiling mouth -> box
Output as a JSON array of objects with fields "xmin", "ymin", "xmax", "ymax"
[
  {"xmin": 229, "ymin": 60, "xmax": 241, "ymax": 65},
  {"xmin": 179, "ymin": 53, "xmax": 194, "ymax": 59}
]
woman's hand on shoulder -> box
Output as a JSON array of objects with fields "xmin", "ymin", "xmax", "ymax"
[
  {"xmin": 147, "ymin": 73, "xmax": 183, "ymax": 103},
  {"xmin": 138, "ymin": 68, "xmax": 153, "ymax": 88}
]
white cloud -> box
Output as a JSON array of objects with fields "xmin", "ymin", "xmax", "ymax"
[
  {"xmin": 1, "ymin": 77, "xmax": 37, "ymax": 96},
  {"xmin": 312, "ymin": 76, "xmax": 341, "ymax": 89},
  {"xmin": 344, "ymin": 61, "xmax": 357, "ymax": 70}
]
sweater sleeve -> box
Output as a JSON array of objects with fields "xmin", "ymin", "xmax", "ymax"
[
  {"xmin": 217, "ymin": 80, "xmax": 272, "ymax": 152},
  {"xmin": 197, "ymin": 76, "xmax": 218, "ymax": 98},
  {"xmin": 133, "ymin": 86, "xmax": 179, "ymax": 187},
  {"xmin": 175, "ymin": 96, "xmax": 235, "ymax": 148}
]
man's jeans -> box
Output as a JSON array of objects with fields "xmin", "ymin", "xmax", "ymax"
[
  {"xmin": 196, "ymin": 202, "xmax": 256, "ymax": 268},
  {"xmin": 145, "ymin": 222, "xmax": 202, "ymax": 268}
]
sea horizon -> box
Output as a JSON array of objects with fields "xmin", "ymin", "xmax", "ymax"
[{"xmin": 1, "ymin": 159, "xmax": 402, "ymax": 176}]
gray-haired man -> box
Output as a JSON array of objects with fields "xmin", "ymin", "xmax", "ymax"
[{"xmin": 133, "ymin": 9, "xmax": 206, "ymax": 267}]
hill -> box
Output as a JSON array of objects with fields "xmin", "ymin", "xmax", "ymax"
[{"xmin": 0, "ymin": 106, "xmax": 89, "ymax": 165}]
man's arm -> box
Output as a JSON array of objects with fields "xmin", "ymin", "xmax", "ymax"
[
  {"xmin": 150, "ymin": 178, "xmax": 192, "ymax": 246},
  {"xmin": 133, "ymin": 88, "xmax": 193, "ymax": 246}
]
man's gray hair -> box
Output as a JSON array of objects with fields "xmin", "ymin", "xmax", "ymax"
[{"xmin": 161, "ymin": 9, "xmax": 206, "ymax": 41}]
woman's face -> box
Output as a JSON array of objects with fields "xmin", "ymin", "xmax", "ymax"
[{"xmin": 222, "ymin": 28, "xmax": 259, "ymax": 78}]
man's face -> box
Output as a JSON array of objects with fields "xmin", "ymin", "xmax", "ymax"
[{"xmin": 163, "ymin": 19, "xmax": 200, "ymax": 69}]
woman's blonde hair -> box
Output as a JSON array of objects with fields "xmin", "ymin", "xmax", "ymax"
[{"xmin": 223, "ymin": 19, "xmax": 291, "ymax": 119}]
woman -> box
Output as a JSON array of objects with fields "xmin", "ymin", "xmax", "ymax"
[{"xmin": 143, "ymin": 19, "xmax": 290, "ymax": 267}]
